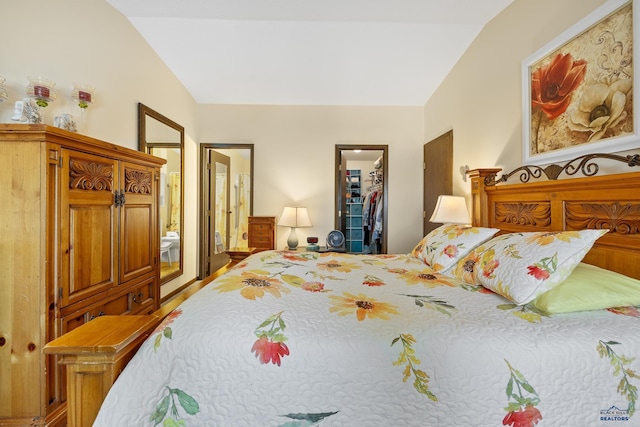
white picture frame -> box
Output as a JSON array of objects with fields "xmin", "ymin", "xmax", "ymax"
[{"xmin": 522, "ymin": 0, "xmax": 638, "ymax": 165}]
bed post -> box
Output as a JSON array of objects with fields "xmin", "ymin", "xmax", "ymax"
[{"xmin": 466, "ymin": 168, "xmax": 501, "ymax": 227}]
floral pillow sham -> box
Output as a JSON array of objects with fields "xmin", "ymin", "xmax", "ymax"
[
  {"xmin": 411, "ymin": 224, "xmax": 499, "ymax": 272},
  {"xmin": 449, "ymin": 229, "xmax": 608, "ymax": 305}
]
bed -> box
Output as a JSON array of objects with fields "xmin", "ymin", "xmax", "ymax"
[{"xmin": 46, "ymin": 156, "xmax": 640, "ymax": 426}]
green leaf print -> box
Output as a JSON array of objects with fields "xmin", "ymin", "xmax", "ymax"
[
  {"xmin": 280, "ymin": 274, "xmax": 306, "ymax": 287},
  {"xmin": 278, "ymin": 411, "xmax": 339, "ymax": 426},
  {"xmin": 497, "ymin": 303, "xmax": 548, "ymax": 323},
  {"xmin": 503, "ymin": 359, "xmax": 541, "ymax": 415},
  {"xmin": 391, "ymin": 333, "xmax": 438, "ymax": 401},
  {"xmin": 149, "ymin": 387, "xmax": 200, "ymax": 426},
  {"xmin": 402, "ymin": 294, "xmax": 456, "ymax": 316},
  {"xmin": 597, "ymin": 340, "xmax": 639, "ymax": 416}
]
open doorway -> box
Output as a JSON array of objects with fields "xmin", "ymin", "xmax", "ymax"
[
  {"xmin": 335, "ymin": 145, "xmax": 388, "ymax": 254},
  {"xmin": 199, "ymin": 143, "xmax": 254, "ymax": 279}
]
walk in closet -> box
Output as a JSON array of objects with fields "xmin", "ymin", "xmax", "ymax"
[{"xmin": 336, "ymin": 145, "xmax": 387, "ymax": 254}]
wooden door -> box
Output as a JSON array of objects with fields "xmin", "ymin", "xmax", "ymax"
[
  {"xmin": 423, "ymin": 130, "xmax": 453, "ymax": 235},
  {"xmin": 59, "ymin": 149, "xmax": 118, "ymax": 309},
  {"xmin": 202, "ymin": 150, "xmax": 231, "ymax": 277},
  {"xmin": 119, "ymin": 161, "xmax": 157, "ymax": 285}
]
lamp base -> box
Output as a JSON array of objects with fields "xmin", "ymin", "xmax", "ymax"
[{"xmin": 287, "ymin": 227, "xmax": 299, "ymax": 249}]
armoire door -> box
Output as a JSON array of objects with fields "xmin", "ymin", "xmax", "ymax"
[
  {"xmin": 59, "ymin": 149, "xmax": 118, "ymax": 308},
  {"xmin": 118, "ymin": 160, "xmax": 157, "ymax": 284}
]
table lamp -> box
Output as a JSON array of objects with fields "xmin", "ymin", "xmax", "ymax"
[
  {"xmin": 429, "ymin": 195, "xmax": 471, "ymax": 225},
  {"xmin": 278, "ymin": 206, "xmax": 312, "ymax": 249}
]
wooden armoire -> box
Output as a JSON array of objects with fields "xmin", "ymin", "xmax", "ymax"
[{"xmin": 0, "ymin": 124, "xmax": 165, "ymax": 426}]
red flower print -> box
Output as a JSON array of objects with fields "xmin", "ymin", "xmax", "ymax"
[
  {"xmin": 363, "ymin": 274, "xmax": 385, "ymax": 287},
  {"xmin": 531, "ymin": 53, "xmax": 586, "ymax": 120},
  {"xmin": 301, "ymin": 281, "xmax": 325, "ymax": 292},
  {"xmin": 527, "ymin": 265, "xmax": 550, "ymax": 280},
  {"xmin": 482, "ymin": 259, "xmax": 499, "ymax": 278},
  {"xmin": 363, "ymin": 279, "xmax": 384, "ymax": 287},
  {"xmin": 252, "ymin": 312, "xmax": 290, "ymax": 366},
  {"xmin": 608, "ymin": 306, "xmax": 640, "ymax": 317},
  {"xmin": 282, "ymin": 253, "xmax": 308, "ymax": 262},
  {"xmin": 503, "ymin": 405, "xmax": 543, "ymax": 427},
  {"xmin": 443, "ymin": 244, "xmax": 459, "ymax": 259},
  {"xmin": 153, "ymin": 308, "xmax": 183, "ymax": 334},
  {"xmin": 251, "ymin": 336, "xmax": 290, "ymax": 366}
]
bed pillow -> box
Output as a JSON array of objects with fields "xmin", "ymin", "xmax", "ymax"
[
  {"xmin": 450, "ymin": 229, "xmax": 608, "ymax": 305},
  {"xmin": 532, "ymin": 262, "xmax": 640, "ymax": 313},
  {"xmin": 411, "ymin": 224, "xmax": 500, "ymax": 272}
]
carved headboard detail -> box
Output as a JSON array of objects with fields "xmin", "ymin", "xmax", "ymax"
[
  {"xmin": 467, "ymin": 167, "xmax": 640, "ymax": 280},
  {"xmin": 485, "ymin": 153, "xmax": 640, "ymax": 185}
]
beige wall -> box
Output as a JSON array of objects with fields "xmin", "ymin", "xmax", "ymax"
[
  {"xmin": 424, "ymin": 0, "xmax": 640, "ymax": 200},
  {"xmin": 1, "ymin": 0, "xmax": 199, "ymax": 294},
  {"xmin": 198, "ymin": 105, "xmax": 424, "ymax": 253},
  {"xmin": 6, "ymin": 0, "xmax": 639, "ymax": 290}
]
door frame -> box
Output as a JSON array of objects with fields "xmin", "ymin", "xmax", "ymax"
[
  {"xmin": 198, "ymin": 143, "xmax": 254, "ymax": 279},
  {"xmin": 334, "ymin": 144, "xmax": 388, "ymax": 254}
]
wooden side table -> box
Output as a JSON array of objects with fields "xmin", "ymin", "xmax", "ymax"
[{"xmin": 226, "ymin": 247, "xmax": 258, "ymax": 265}]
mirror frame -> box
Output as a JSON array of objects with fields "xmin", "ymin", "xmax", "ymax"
[
  {"xmin": 335, "ymin": 144, "xmax": 388, "ymax": 253},
  {"xmin": 198, "ymin": 143, "xmax": 255, "ymax": 279},
  {"xmin": 138, "ymin": 103, "xmax": 185, "ymax": 284}
]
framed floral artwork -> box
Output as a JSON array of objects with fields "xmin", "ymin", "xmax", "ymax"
[{"xmin": 522, "ymin": 0, "xmax": 638, "ymax": 165}]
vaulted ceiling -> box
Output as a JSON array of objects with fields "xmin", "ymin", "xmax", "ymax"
[{"xmin": 106, "ymin": 0, "xmax": 513, "ymax": 106}]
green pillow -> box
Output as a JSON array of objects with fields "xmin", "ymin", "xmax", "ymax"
[{"xmin": 532, "ymin": 263, "xmax": 640, "ymax": 313}]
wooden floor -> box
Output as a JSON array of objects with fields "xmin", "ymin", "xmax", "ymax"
[{"xmin": 160, "ymin": 261, "xmax": 180, "ymax": 277}]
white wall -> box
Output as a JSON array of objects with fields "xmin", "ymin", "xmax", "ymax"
[
  {"xmin": 424, "ymin": 0, "xmax": 640, "ymax": 200},
  {"xmin": 198, "ymin": 105, "xmax": 424, "ymax": 253},
  {"xmin": 1, "ymin": 0, "xmax": 199, "ymax": 294}
]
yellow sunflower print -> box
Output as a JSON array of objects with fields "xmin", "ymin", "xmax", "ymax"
[
  {"xmin": 317, "ymin": 259, "xmax": 360, "ymax": 273},
  {"xmin": 213, "ymin": 271, "xmax": 289, "ymax": 300},
  {"xmin": 399, "ymin": 270, "xmax": 456, "ymax": 288},
  {"xmin": 526, "ymin": 231, "xmax": 581, "ymax": 246},
  {"xmin": 329, "ymin": 292, "xmax": 399, "ymax": 321},
  {"xmin": 442, "ymin": 224, "xmax": 476, "ymax": 239}
]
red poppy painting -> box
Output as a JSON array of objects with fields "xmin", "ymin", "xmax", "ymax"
[{"xmin": 523, "ymin": 0, "xmax": 636, "ymax": 165}]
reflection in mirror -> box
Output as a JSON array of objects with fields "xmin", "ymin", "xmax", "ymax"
[
  {"xmin": 199, "ymin": 144, "xmax": 254, "ymax": 278},
  {"xmin": 138, "ymin": 103, "xmax": 184, "ymax": 285}
]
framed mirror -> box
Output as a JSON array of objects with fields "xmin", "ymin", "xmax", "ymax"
[
  {"xmin": 138, "ymin": 103, "xmax": 185, "ymax": 284},
  {"xmin": 198, "ymin": 143, "xmax": 254, "ymax": 279},
  {"xmin": 335, "ymin": 145, "xmax": 388, "ymax": 254}
]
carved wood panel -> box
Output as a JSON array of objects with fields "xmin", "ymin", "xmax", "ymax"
[
  {"xmin": 69, "ymin": 159, "xmax": 113, "ymax": 191},
  {"xmin": 494, "ymin": 202, "xmax": 551, "ymax": 227},
  {"xmin": 124, "ymin": 168, "xmax": 152, "ymax": 194},
  {"xmin": 565, "ymin": 202, "xmax": 640, "ymax": 235}
]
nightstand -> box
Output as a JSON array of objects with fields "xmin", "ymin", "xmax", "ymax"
[{"xmin": 226, "ymin": 247, "xmax": 258, "ymax": 265}]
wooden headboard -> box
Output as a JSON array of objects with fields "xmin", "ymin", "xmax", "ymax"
[{"xmin": 467, "ymin": 154, "xmax": 640, "ymax": 280}]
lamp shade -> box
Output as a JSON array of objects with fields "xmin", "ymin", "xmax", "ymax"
[
  {"xmin": 278, "ymin": 207, "xmax": 312, "ymax": 228},
  {"xmin": 429, "ymin": 195, "xmax": 471, "ymax": 225}
]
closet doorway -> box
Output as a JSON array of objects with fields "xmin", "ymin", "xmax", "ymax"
[
  {"xmin": 199, "ymin": 143, "xmax": 254, "ymax": 279},
  {"xmin": 335, "ymin": 145, "xmax": 388, "ymax": 254}
]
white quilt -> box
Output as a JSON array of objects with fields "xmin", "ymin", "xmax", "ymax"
[{"xmin": 94, "ymin": 251, "xmax": 640, "ymax": 426}]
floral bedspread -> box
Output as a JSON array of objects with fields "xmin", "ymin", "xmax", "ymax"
[{"xmin": 94, "ymin": 251, "xmax": 640, "ymax": 426}]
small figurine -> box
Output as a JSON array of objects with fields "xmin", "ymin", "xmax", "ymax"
[{"xmin": 11, "ymin": 98, "xmax": 42, "ymax": 123}]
